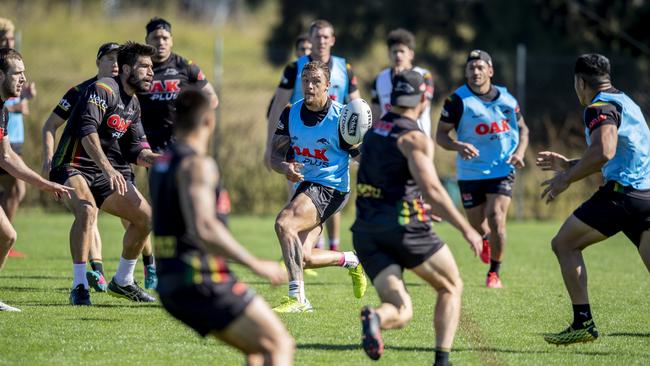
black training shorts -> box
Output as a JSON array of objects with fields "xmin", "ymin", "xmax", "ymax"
[
  {"xmin": 574, "ymin": 181, "xmax": 650, "ymax": 247},
  {"xmin": 457, "ymin": 172, "xmax": 515, "ymax": 209},
  {"xmin": 158, "ymin": 278, "xmax": 256, "ymax": 336},
  {"xmin": 291, "ymin": 181, "xmax": 349, "ymax": 224},
  {"xmin": 353, "ymin": 226, "xmax": 445, "ymax": 281},
  {"xmin": 50, "ymin": 166, "xmax": 134, "ymax": 208}
]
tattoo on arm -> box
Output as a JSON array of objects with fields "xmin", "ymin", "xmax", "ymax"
[
  {"xmin": 270, "ymin": 135, "xmax": 291, "ymax": 173},
  {"xmin": 137, "ymin": 149, "xmax": 160, "ymax": 167}
]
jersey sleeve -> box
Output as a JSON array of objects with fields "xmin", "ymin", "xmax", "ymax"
[
  {"xmin": 275, "ymin": 106, "xmax": 291, "ymax": 137},
  {"xmin": 346, "ymin": 63, "xmax": 359, "ymax": 94},
  {"xmin": 0, "ymin": 107, "xmax": 7, "ymax": 141},
  {"xmin": 52, "ymin": 87, "xmax": 79, "ymax": 120},
  {"xmin": 278, "ymin": 62, "xmax": 298, "ymax": 90},
  {"xmin": 186, "ymin": 59, "xmax": 208, "ymax": 88},
  {"xmin": 78, "ymin": 81, "xmax": 115, "ymax": 137},
  {"xmin": 119, "ymin": 109, "xmax": 151, "ymax": 164},
  {"xmin": 370, "ymin": 76, "xmax": 379, "ymax": 104},
  {"xmin": 583, "ymin": 102, "xmax": 621, "ymax": 135},
  {"xmin": 439, "ymin": 93, "xmax": 463, "ymax": 128},
  {"xmin": 423, "ymin": 71, "xmax": 434, "ymax": 101}
]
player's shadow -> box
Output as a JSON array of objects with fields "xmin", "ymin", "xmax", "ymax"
[
  {"xmin": 606, "ymin": 332, "xmax": 650, "ymax": 338},
  {"xmin": 297, "ymin": 343, "xmax": 358, "ymax": 351}
]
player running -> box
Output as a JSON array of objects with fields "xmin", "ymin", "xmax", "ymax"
[
  {"xmin": 353, "ymin": 71, "xmax": 482, "ymax": 365},
  {"xmin": 537, "ymin": 54, "xmax": 650, "ymax": 345},
  {"xmin": 42, "ymin": 42, "xmax": 122, "ymax": 292},
  {"xmin": 269, "ymin": 61, "xmax": 366, "ymax": 313},
  {"xmin": 50, "ymin": 42, "xmax": 160, "ymax": 305},
  {"xmin": 0, "ymin": 48, "xmax": 73, "ymax": 311},
  {"xmin": 371, "ymin": 28, "xmax": 434, "ymax": 136},
  {"xmin": 266, "ymin": 19, "xmax": 360, "ymax": 252},
  {"xmin": 150, "ymin": 88, "xmax": 294, "ymax": 366},
  {"xmin": 436, "ymin": 50, "xmax": 529, "ymax": 288}
]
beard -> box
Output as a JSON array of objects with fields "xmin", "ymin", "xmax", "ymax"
[
  {"xmin": 126, "ymin": 73, "xmax": 150, "ymax": 93},
  {"xmin": 2, "ymin": 78, "xmax": 20, "ymax": 98}
]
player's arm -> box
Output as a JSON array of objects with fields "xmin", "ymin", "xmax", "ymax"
[
  {"xmin": 119, "ymin": 112, "xmax": 160, "ymax": 168},
  {"xmin": 4, "ymin": 99, "xmax": 28, "ymax": 114},
  {"xmin": 265, "ymin": 63, "xmax": 298, "ymax": 168},
  {"xmin": 0, "ymin": 136, "xmax": 73, "ymax": 198},
  {"xmin": 41, "ymin": 113, "xmax": 67, "ymax": 175},
  {"xmin": 201, "ymin": 82, "xmax": 219, "ymax": 110},
  {"xmin": 270, "ymin": 106, "xmax": 303, "ymax": 182},
  {"xmin": 398, "ymin": 131, "xmax": 482, "ymax": 256},
  {"xmin": 435, "ymin": 94, "xmax": 479, "ymax": 159},
  {"xmin": 177, "ymin": 156, "xmax": 286, "ymax": 285},
  {"xmin": 187, "ymin": 60, "xmax": 219, "ymax": 110},
  {"xmin": 507, "ymin": 113, "xmax": 529, "ymax": 169},
  {"xmin": 81, "ymin": 132, "xmax": 127, "ymax": 194}
]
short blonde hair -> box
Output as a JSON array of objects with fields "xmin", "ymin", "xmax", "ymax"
[{"xmin": 0, "ymin": 18, "xmax": 15, "ymax": 36}]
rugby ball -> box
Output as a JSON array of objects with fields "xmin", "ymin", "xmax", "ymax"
[{"xmin": 339, "ymin": 98, "xmax": 372, "ymax": 145}]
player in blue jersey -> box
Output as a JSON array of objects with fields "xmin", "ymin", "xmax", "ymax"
[
  {"xmin": 436, "ymin": 50, "xmax": 529, "ymax": 288},
  {"xmin": 537, "ymin": 54, "xmax": 650, "ymax": 345},
  {"xmin": 269, "ymin": 61, "xmax": 366, "ymax": 313},
  {"xmin": 266, "ymin": 19, "xmax": 360, "ymax": 253}
]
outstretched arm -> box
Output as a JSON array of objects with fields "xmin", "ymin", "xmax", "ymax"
[{"xmin": 41, "ymin": 113, "xmax": 67, "ymax": 175}]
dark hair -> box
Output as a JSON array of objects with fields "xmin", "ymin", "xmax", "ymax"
[
  {"xmin": 295, "ymin": 34, "xmax": 310, "ymax": 49},
  {"xmin": 146, "ymin": 17, "xmax": 172, "ymax": 36},
  {"xmin": 309, "ymin": 19, "xmax": 334, "ymax": 36},
  {"xmin": 117, "ymin": 41, "xmax": 156, "ymax": 71},
  {"xmin": 301, "ymin": 60, "xmax": 330, "ymax": 81},
  {"xmin": 0, "ymin": 47, "xmax": 22, "ymax": 73},
  {"xmin": 175, "ymin": 88, "xmax": 211, "ymax": 132},
  {"xmin": 387, "ymin": 28, "xmax": 415, "ymax": 50},
  {"xmin": 575, "ymin": 53, "xmax": 611, "ymax": 88}
]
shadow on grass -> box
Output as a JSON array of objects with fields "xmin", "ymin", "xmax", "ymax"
[
  {"xmin": 14, "ymin": 302, "xmax": 161, "ymax": 309},
  {"xmin": 65, "ymin": 317, "xmax": 123, "ymax": 322},
  {"xmin": 0, "ymin": 286, "xmax": 69, "ymax": 292},
  {"xmin": 607, "ymin": 332, "xmax": 650, "ymax": 338}
]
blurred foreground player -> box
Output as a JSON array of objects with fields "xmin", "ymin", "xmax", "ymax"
[{"xmin": 150, "ymin": 89, "xmax": 294, "ymax": 365}]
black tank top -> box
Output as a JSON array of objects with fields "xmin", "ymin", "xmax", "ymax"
[
  {"xmin": 352, "ymin": 112, "xmax": 432, "ymax": 232},
  {"xmin": 149, "ymin": 143, "xmax": 230, "ymax": 287}
]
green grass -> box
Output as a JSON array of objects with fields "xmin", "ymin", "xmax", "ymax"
[{"xmin": 0, "ymin": 211, "xmax": 649, "ymax": 365}]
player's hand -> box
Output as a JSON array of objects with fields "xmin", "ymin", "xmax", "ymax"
[
  {"xmin": 41, "ymin": 181, "xmax": 74, "ymax": 200},
  {"xmin": 507, "ymin": 153, "xmax": 525, "ymax": 169},
  {"xmin": 422, "ymin": 202, "xmax": 442, "ymax": 222},
  {"xmin": 536, "ymin": 151, "xmax": 570, "ymax": 172},
  {"xmin": 284, "ymin": 162, "xmax": 304, "ymax": 183},
  {"xmin": 463, "ymin": 229, "xmax": 483, "ymax": 258},
  {"xmin": 457, "ymin": 142, "xmax": 479, "ymax": 160},
  {"xmin": 541, "ymin": 171, "xmax": 570, "ymax": 204},
  {"xmin": 103, "ymin": 167, "xmax": 128, "ymax": 196},
  {"xmin": 252, "ymin": 259, "xmax": 288, "ymax": 286},
  {"xmin": 22, "ymin": 81, "xmax": 37, "ymax": 99}
]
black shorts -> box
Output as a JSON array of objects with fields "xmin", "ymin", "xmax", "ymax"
[
  {"xmin": 49, "ymin": 166, "xmax": 134, "ymax": 208},
  {"xmin": 352, "ymin": 226, "xmax": 445, "ymax": 281},
  {"xmin": 0, "ymin": 143, "xmax": 23, "ymax": 176},
  {"xmin": 158, "ymin": 278, "xmax": 256, "ymax": 336},
  {"xmin": 574, "ymin": 181, "xmax": 650, "ymax": 247},
  {"xmin": 458, "ymin": 172, "xmax": 515, "ymax": 209},
  {"xmin": 292, "ymin": 181, "xmax": 349, "ymax": 224}
]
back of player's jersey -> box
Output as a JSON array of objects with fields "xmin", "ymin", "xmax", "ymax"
[{"xmin": 352, "ymin": 113, "xmax": 431, "ymax": 232}]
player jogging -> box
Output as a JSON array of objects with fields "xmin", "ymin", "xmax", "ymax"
[
  {"xmin": 50, "ymin": 42, "xmax": 160, "ymax": 305},
  {"xmin": 0, "ymin": 48, "xmax": 73, "ymax": 312},
  {"xmin": 150, "ymin": 88, "xmax": 294, "ymax": 366},
  {"xmin": 436, "ymin": 50, "xmax": 529, "ymax": 288},
  {"xmin": 353, "ymin": 71, "xmax": 482, "ymax": 365},
  {"xmin": 269, "ymin": 61, "xmax": 366, "ymax": 313},
  {"xmin": 537, "ymin": 54, "xmax": 650, "ymax": 345}
]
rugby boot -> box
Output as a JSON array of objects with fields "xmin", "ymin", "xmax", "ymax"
[
  {"xmin": 107, "ymin": 278, "xmax": 156, "ymax": 302},
  {"xmin": 361, "ymin": 306, "xmax": 384, "ymax": 360},
  {"xmin": 480, "ymin": 236, "xmax": 490, "ymax": 264},
  {"xmin": 544, "ymin": 319, "xmax": 599, "ymax": 345},
  {"xmin": 69, "ymin": 284, "xmax": 92, "ymax": 306},
  {"xmin": 349, "ymin": 263, "xmax": 368, "ymax": 298},
  {"xmin": 0, "ymin": 300, "xmax": 21, "ymax": 312},
  {"xmin": 86, "ymin": 270, "xmax": 108, "ymax": 292},
  {"xmin": 8, "ymin": 248, "xmax": 26, "ymax": 258},
  {"xmin": 272, "ymin": 296, "xmax": 313, "ymax": 313},
  {"xmin": 144, "ymin": 264, "xmax": 158, "ymax": 289},
  {"xmin": 486, "ymin": 271, "xmax": 503, "ymax": 288}
]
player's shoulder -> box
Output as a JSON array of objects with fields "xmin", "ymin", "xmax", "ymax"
[
  {"xmin": 585, "ymin": 100, "xmax": 620, "ymax": 115},
  {"xmin": 412, "ymin": 66, "xmax": 432, "ymax": 78},
  {"xmin": 94, "ymin": 77, "xmax": 119, "ymax": 96}
]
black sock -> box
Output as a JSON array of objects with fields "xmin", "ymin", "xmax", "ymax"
[
  {"xmin": 142, "ymin": 255, "xmax": 155, "ymax": 267},
  {"xmin": 434, "ymin": 349, "xmax": 450, "ymax": 366},
  {"xmin": 90, "ymin": 260, "xmax": 104, "ymax": 275},
  {"xmin": 572, "ymin": 303, "xmax": 592, "ymax": 329},
  {"xmin": 488, "ymin": 260, "xmax": 501, "ymax": 275}
]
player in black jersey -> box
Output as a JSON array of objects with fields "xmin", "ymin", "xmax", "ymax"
[
  {"xmin": 49, "ymin": 42, "xmax": 160, "ymax": 306},
  {"xmin": 41, "ymin": 42, "xmax": 119, "ymax": 292},
  {"xmin": 0, "ymin": 48, "xmax": 73, "ymax": 312},
  {"xmin": 352, "ymin": 71, "xmax": 482, "ymax": 365},
  {"xmin": 150, "ymin": 89, "xmax": 294, "ymax": 366}
]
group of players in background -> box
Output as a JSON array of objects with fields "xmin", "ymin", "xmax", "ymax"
[{"xmin": 0, "ymin": 15, "xmax": 649, "ymax": 366}]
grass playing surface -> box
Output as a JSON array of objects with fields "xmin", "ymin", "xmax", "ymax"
[{"xmin": 0, "ymin": 211, "xmax": 648, "ymax": 365}]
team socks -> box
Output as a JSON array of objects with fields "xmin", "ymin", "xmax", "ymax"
[
  {"xmin": 338, "ymin": 251, "xmax": 359, "ymax": 269},
  {"xmin": 114, "ymin": 257, "xmax": 137, "ymax": 286},
  {"xmin": 142, "ymin": 254, "xmax": 155, "ymax": 267},
  {"xmin": 488, "ymin": 259, "xmax": 501, "ymax": 275},
  {"xmin": 288, "ymin": 280, "xmax": 305, "ymax": 303},
  {"xmin": 434, "ymin": 348, "xmax": 450, "ymax": 366},
  {"xmin": 90, "ymin": 260, "xmax": 104, "ymax": 276},
  {"xmin": 329, "ymin": 238, "xmax": 340, "ymax": 251},
  {"xmin": 571, "ymin": 303, "xmax": 593, "ymax": 329},
  {"xmin": 73, "ymin": 262, "xmax": 89, "ymax": 289}
]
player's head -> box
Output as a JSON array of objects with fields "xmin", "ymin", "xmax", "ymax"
[
  {"xmin": 0, "ymin": 18, "xmax": 15, "ymax": 49},
  {"xmin": 295, "ymin": 34, "xmax": 312, "ymax": 58},
  {"xmin": 574, "ymin": 53, "xmax": 612, "ymax": 106},
  {"xmin": 301, "ymin": 60, "xmax": 331, "ymax": 106},
  {"xmin": 390, "ymin": 70, "xmax": 427, "ymax": 117},
  {"xmin": 96, "ymin": 42, "xmax": 120, "ymax": 78},
  {"xmin": 118, "ymin": 41, "xmax": 155, "ymax": 93},
  {"xmin": 387, "ymin": 28, "xmax": 415, "ymax": 69},
  {"xmin": 0, "ymin": 48, "xmax": 25, "ymax": 99},
  {"xmin": 309, "ymin": 19, "xmax": 335, "ymax": 57},
  {"xmin": 465, "ymin": 49, "xmax": 493, "ymax": 89},
  {"xmin": 145, "ymin": 17, "xmax": 173, "ymax": 62},
  {"xmin": 174, "ymin": 88, "xmax": 215, "ymax": 136}
]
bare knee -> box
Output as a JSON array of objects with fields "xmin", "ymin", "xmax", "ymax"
[
  {"xmin": 487, "ymin": 210, "xmax": 506, "ymax": 234},
  {"xmin": 75, "ymin": 204, "xmax": 98, "ymax": 226},
  {"xmin": 0, "ymin": 227, "xmax": 17, "ymax": 250},
  {"xmin": 394, "ymin": 304, "xmax": 413, "ymax": 328},
  {"xmin": 262, "ymin": 327, "xmax": 295, "ymax": 358},
  {"xmin": 551, "ymin": 234, "xmax": 569, "ymax": 257},
  {"xmin": 436, "ymin": 275, "xmax": 463, "ymax": 300}
]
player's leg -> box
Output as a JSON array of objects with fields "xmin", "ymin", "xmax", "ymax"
[
  {"xmin": 325, "ymin": 212, "xmax": 341, "ymax": 251},
  {"xmin": 484, "ymin": 193, "xmax": 511, "ymax": 287},
  {"xmin": 100, "ymin": 183, "xmax": 155, "ymax": 302},
  {"xmin": 215, "ymin": 296, "xmax": 295, "ymax": 366},
  {"xmin": 86, "ymin": 220, "xmax": 108, "ymax": 292},
  {"xmin": 120, "ymin": 218, "xmax": 157, "ymax": 289},
  {"xmin": 639, "ymin": 231, "xmax": 650, "ymax": 272},
  {"xmin": 0, "ymin": 206, "xmax": 19, "ymax": 312},
  {"xmin": 0, "ymin": 174, "xmax": 25, "ymax": 258},
  {"xmin": 460, "ymin": 180, "xmax": 491, "ymax": 264}
]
